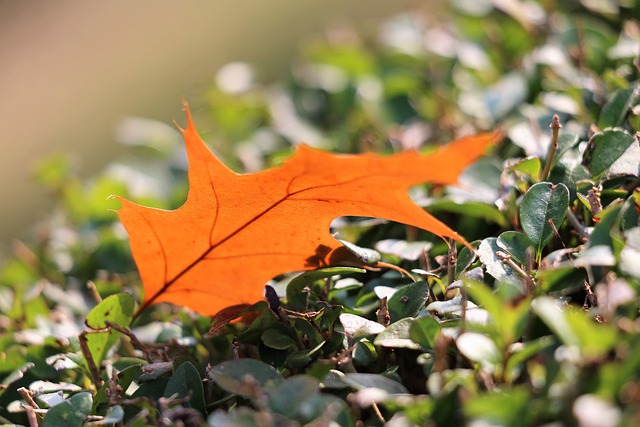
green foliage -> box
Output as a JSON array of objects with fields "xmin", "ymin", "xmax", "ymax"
[{"xmin": 1, "ymin": 0, "xmax": 639, "ymax": 425}]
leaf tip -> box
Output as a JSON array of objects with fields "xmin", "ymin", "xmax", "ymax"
[{"xmin": 179, "ymin": 99, "xmax": 196, "ymax": 135}]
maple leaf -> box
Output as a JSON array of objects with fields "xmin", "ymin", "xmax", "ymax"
[{"xmin": 116, "ymin": 103, "xmax": 500, "ymax": 316}]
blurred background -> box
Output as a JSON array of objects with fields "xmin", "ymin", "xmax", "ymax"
[{"xmin": 0, "ymin": 0, "xmax": 416, "ymax": 246}]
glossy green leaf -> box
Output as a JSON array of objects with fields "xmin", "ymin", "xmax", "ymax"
[
  {"xmin": 598, "ymin": 84, "xmax": 640, "ymax": 129},
  {"xmin": 42, "ymin": 392, "xmax": 92, "ymax": 427},
  {"xmin": 387, "ymin": 281, "xmax": 430, "ymax": 321},
  {"xmin": 261, "ymin": 328, "xmax": 296, "ymax": 350},
  {"xmin": 497, "ymin": 231, "xmax": 532, "ymax": 266},
  {"xmin": 477, "ymin": 237, "xmax": 522, "ymax": 287},
  {"xmin": 85, "ymin": 293, "xmax": 135, "ymax": 329},
  {"xmin": 165, "ymin": 361, "xmax": 206, "ymax": 415},
  {"xmin": 520, "ymin": 182, "xmax": 569, "ymax": 258},
  {"xmin": 456, "ymin": 242, "xmax": 479, "ymax": 276},
  {"xmin": 584, "ymin": 130, "xmax": 638, "ymax": 179},
  {"xmin": 339, "ymin": 313, "xmax": 385, "ymax": 337},
  {"xmin": 508, "ymin": 156, "xmax": 541, "ymax": 177},
  {"xmin": 409, "ymin": 316, "xmax": 441, "ymax": 349},
  {"xmin": 374, "ymin": 317, "xmax": 421, "ymax": 349},
  {"xmin": 266, "ymin": 375, "xmax": 319, "ymax": 419}
]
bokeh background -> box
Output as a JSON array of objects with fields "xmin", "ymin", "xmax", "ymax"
[{"xmin": 0, "ymin": 0, "xmax": 416, "ymax": 246}]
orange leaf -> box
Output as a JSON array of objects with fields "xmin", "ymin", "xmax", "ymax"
[{"xmin": 117, "ymin": 103, "xmax": 501, "ymax": 316}]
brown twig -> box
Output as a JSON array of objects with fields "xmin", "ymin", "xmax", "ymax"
[
  {"xmin": 23, "ymin": 404, "xmax": 39, "ymax": 427},
  {"xmin": 540, "ymin": 115, "xmax": 562, "ymax": 182},
  {"xmin": 496, "ymin": 251, "xmax": 535, "ymax": 295},
  {"xmin": 104, "ymin": 321, "xmax": 160, "ymax": 362},
  {"xmin": 565, "ymin": 208, "xmax": 589, "ymax": 242},
  {"xmin": 371, "ymin": 261, "xmax": 417, "ymax": 282},
  {"xmin": 78, "ymin": 331, "xmax": 104, "ymax": 387},
  {"xmin": 446, "ymin": 238, "xmax": 457, "ymax": 286},
  {"xmin": 17, "ymin": 387, "xmax": 39, "ymax": 410}
]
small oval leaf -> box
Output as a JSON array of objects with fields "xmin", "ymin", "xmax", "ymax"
[
  {"xmin": 387, "ymin": 281, "xmax": 430, "ymax": 321},
  {"xmin": 497, "ymin": 231, "xmax": 532, "ymax": 266},
  {"xmin": 165, "ymin": 361, "xmax": 206, "ymax": 416},
  {"xmin": 209, "ymin": 359, "xmax": 283, "ymax": 397},
  {"xmin": 86, "ymin": 293, "xmax": 135, "ymax": 330},
  {"xmin": 520, "ymin": 182, "xmax": 569, "ymax": 258}
]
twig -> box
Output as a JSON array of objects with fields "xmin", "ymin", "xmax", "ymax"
[
  {"xmin": 371, "ymin": 261, "xmax": 417, "ymax": 282},
  {"xmin": 496, "ymin": 251, "xmax": 535, "ymax": 295},
  {"xmin": 86, "ymin": 281, "xmax": 103, "ymax": 304},
  {"xmin": 566, "ymin": 208, "xmax": 589, "ymax": 241},
  {"xmin": 104, "ymin": 321, "xmax": 159, "ymax": 362},
  {"xmin": 547, "ymin": 218, "xmax": 565, "ymax": 249},
  {"xmin": 17, "ymin": 387, "xmax": 39, "ymax": 410},
  {"xmin": 446, "ymin": 238, "xmax": 456, "ymax": 286},
  {"xmin": 540, "ymin": 115, "xmax": 562, "ymax": 181},
  {"xmin": 23, "ymin": 404, "xmax": 39, "ymax": 427},
  {"xmin": 78, "ymin": 331, "xmax": 104, "ymax": 387},
  {"xmin": 371, "ymin": 402, "xmax": 385, "ymax": 424}
]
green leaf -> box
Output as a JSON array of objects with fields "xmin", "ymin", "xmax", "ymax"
[
  {"xmin": 456, "ymin": 241, "xmax": 479, "ymax": 277},
  {"xmin": 507, "ymin": 156, "xmax": 541, "ymax": 178},
  {"xmin": 584, "ymin": 129, "xmax": 638, "ymax": 179},
  {"xmin": 409, "ymin": 316, "xmax": 441, "ymax": 349},
  {"xmin": 209, "ymin": 359, "xmax": 283, "ymax": 398},
  {"xmin": 91, "ymin": 405, "xmax": 125, "ymax": 425},
  {"xmin": 165, "ymin": 361, "xmax": 206, "ymax": 416},
  {"xmin": 587, "ymin": 203, "xmax": 622, "ymax": 249},
  {"xmin": 374, "ymin": 318, "xmax": 421, "ymax": 349},
  {"xmin": 387, "ymin": 281, "xmax": 430, "ymax": 321},
  {"xmin": 42, "ymin": 392, "xmax": 92, "ymax": 427},
  {"xmin": 86, "ymin": 293, "xmax": 135, "ymax": 330},
  {"xmin": 339, "ymin": 313, "xmax": 385, "ymax": 337},
  {"xmin": 261, "ymin": 327, "xmax": 296, "ymax": 350},
  {"xmin": 286, "ymin": 341, "xmax": 326, "ymax": 369},
  {"xmin": 265, "ymin": 375, "xmax": 320, "ymax": 419},
  {"xmin": 496, "ymin": 231, "xmax": 532, "ymax": 266},
  {"xmin": 520, "ymin": 182, "xmax": 569, "ymax": 259},
  {"xmin": 598, "ymin": 84, "xmax": 640, "ymax": 129},
  {"xmin": 477, "ymin": 238, "xmax": 522, "ymax": 287},
  {"xmin": 83, "ymin": 293, "xmax": 135, "ymax": 370}
]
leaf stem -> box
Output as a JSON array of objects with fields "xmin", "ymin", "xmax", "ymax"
[
  {"xmin": 565, "ymin": 208, "xmax": 589, "ymax": 241},
  {"xmin": 540, "ymin": 114, "xmax": 562, "ymax": 182},
  {"xmin": 496, "ymin": 251, "xmax": 535, "ymax": 295}
]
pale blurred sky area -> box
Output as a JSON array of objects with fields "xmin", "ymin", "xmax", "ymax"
[{"xmin": 0, "ymin": 1, "xmax": 416, "ymax": 246}]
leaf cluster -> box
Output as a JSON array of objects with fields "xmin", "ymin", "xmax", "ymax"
[{"xmin": 1, "ymin": 0, "xmax": 639, "ymax": 426}]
